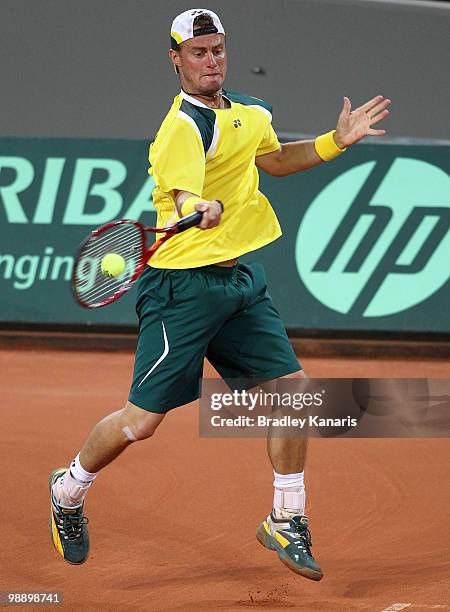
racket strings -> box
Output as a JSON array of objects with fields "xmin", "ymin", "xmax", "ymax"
[
  {"xmin": 80, "ymin": 226, "xmax": 136, "ymax": 257},
  {"xmin": 74, "ymin": 223, "xmax": 144, "ymax": 307}
]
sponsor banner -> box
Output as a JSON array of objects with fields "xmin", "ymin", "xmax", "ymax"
[
  {"xmin": 0, "ymin": 137, "xmax": 449, "ymax": 331},
  {"xmin": 199, "ymin": 378, "xmax": 450, "ymax": 438},
  {"xmin": 257, "ymin": 145, "xmax": 450, "ymax": 333},
  {"xmin": 0, "ymin": 137, "xmax": 155, "ymax": 325}
]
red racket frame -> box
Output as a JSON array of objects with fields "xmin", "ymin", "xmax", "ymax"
[{"xmin": 72, "ymin": 211, "xmax": 203, "ymax": 308}]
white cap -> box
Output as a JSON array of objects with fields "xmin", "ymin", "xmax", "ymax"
[{"xmin": 170, "ymin": 8, "xmax": 225, "ymax": 48}]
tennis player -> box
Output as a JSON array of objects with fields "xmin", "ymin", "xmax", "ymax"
[{"xmin": 49, "ymin": 9, "xmax": 390, "ymax": 580}]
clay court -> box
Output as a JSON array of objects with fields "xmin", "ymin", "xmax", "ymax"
[{"xmin": 1, "ymin": 346, "xmax": 449, "ymax": 611}]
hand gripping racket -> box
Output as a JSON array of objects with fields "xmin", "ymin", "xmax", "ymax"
[{"xmin": 72, "ymin": 211, "xmax": 203, "ymax": 308}]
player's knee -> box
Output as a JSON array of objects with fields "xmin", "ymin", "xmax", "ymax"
[
  {"xmin": 262, "ymin": 369, "xmax": 307, "ymax": 393},
  {"xmin": 127, "ymin": 419, "xmax": 158, "ymax": 441},
  {"xmin": 282, "ymin": 369, "xmax": 307, "ymax": 379},
  {"xmin": 120, "ymin": 401, "xmax": 165, "ymax": 441}
]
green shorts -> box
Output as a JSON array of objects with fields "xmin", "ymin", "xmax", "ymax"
[{"xmin": 128, "ymin": 262, "xmax": 301, "ymax": 413}]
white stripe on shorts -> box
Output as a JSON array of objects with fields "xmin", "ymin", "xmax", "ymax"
[{"xmin": 137, "ymin": 321, "xmax": 169, "ymax": 388}]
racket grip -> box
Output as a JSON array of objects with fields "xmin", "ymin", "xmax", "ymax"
[
  {"xmin": 176, "ymin": 211, "xmax": 204, "ymax": 231},
  {"xmin": 176, "ymin": 201, "xmax": 224, "ymax": 232}
]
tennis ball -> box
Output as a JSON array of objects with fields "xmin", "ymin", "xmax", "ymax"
[{"xmin": 101, "ymin": 253, "xmax": 126, "ymax": 277}]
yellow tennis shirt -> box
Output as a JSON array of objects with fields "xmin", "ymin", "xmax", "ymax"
[{"xmin": 148, "ymin": 89, "xmax": 282, "ymax": 268}]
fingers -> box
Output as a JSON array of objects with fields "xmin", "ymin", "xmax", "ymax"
[
  {"xmin": 368, "ymin": 128, "xmax": 386, "ymax": 136},
  {"xmin": 337, "ymin": 94, "xmax": 391, "ymax": 143},
  {"xmin": 366, "ymin": 99, "xmax": 390, "ymax": 130},
  {"xmin": 194, "ymin": 202, "xmax": 212, "ymax": 230},
  {"xmin": 357, "ymin": 94, "xmax": 386, "ymax": 113},
  {"xmin": 339, "ymin": 96, "xmax": 351, "ymax": 119},
  {"xmin": 369, "ymin": 108, "xmax": 390, "ymax": 126},
  {"xmin": 196, "ymin": 200, "xmax": 223, "ymax": 230},
  {"xmin": 367, "ymin": 98, "xmax": 391, "ymax": 119}
]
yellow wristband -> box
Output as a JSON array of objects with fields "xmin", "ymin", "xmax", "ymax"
[
  {"xmin": 180, "ymin": 196, "xmax": 203, "ymax": 217},
  {"xmin": 314, "ymin": 130, "xmax": 347, "ymax": 161}
]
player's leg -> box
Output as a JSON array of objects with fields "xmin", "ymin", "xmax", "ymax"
[
  {"xmin": 52, "ymin": 402, "xmax": 165, "ymax": 509},
  {"xmin": 263, "ymin": 370, "xmax": 322, "ymax": 580},
  {"xmin": 50, "ymin": 265, "xmax": 241, "ymax": 565},
  {"xmin": 206, "ymin": 262, "xmax": 322, "ymax": 580},
  {"xmin": 78, "ymin": 401, "xmax": 165, "ymax": 473},
  {"xmin": 49, "ymin": 402, "xmax": 165, "ymax": 565},
  {"xmin": 266, "ymin": 370, "xmax": 309, "ymax": 521},
  {"xmin": 266, "ymin": 370, "xmax": 308, "ymax": 473}
]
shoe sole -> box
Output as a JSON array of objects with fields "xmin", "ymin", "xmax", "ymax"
[
  {"xmin": 256, "ymin": 523, "xmax": 323, "ymax": 582},
  {"xmin": 49, "ymin": 468, "xmax": 88, "ymax": 565}
]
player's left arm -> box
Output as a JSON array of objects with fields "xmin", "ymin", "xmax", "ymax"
[{"xmin": 256, "ymin": 95, "xmax": 391, "ymax": 177}]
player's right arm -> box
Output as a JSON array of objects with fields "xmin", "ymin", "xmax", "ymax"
[
  {"xmin": 174, "ymin": 190, "xmax": 223, "ymax": 230},
  {"xmin": 150, "ymin": 108, "xmax": 223, "ymax": 231}
]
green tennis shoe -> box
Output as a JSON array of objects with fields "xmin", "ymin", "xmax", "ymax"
[
  {"xmin": 49, "ymin": 468, "xmax": 90, "ymax": 565},
  {"xmin": 256, "ymin": 513, "xmax": 323, "ymax": 581}
]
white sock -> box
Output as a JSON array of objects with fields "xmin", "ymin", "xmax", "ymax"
[
  {"xmin": 70, "ymin": 454, "xmax": 98, "ymax": 484},
  {"xmin": 272, "ymin": 470, "xmax": 306, "ymax": 520},
  {"xmin": 52, "ymin": 454, "xmax": 97, "ymax": 509}
]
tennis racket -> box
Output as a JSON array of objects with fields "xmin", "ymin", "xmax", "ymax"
[{"xmin": 72, "ymin": 211, "xmax": 204, "ymax": 308}]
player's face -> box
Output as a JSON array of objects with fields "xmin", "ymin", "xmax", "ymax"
[{"xmin": 171, "ymin": 34, "xmax": 227, "ymax": 95}]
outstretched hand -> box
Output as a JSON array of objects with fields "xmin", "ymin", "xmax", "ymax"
[{"xmin": 334, "ymin": 95, "xmax": 391, "ymax": 149}]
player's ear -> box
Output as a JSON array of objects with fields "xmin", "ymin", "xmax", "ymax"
[{"xmin": 169, "ymin": 49, "xmax": 181, "ymax": 75}]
